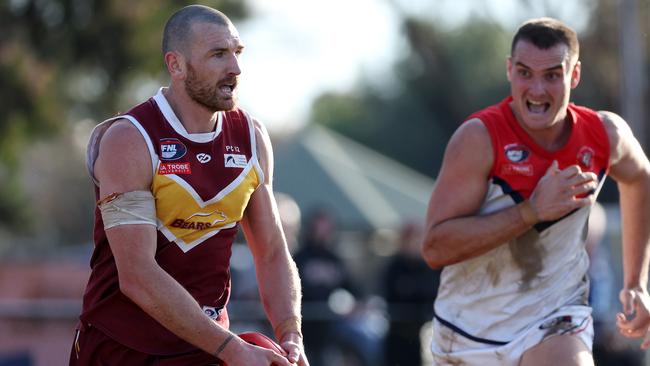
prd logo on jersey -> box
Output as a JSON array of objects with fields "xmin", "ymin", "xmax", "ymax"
[
  {"xmin": 505, "ymin": 144, "xmax": 530, "ymax": 163},
  {"xmin": 224, "ymin": 154, "xmax": 247, "ymax": 168},
  {"xmin": 160, "ymin": 138, "xmax": 187, "ymax": 160},
  {"xmin": 196, "ymin": 153, "xmax": 212, "ymax": 164}
]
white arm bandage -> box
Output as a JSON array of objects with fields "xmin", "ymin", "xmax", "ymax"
[{"xmin": 98, "ymin": 191, "xmax": 157, "ymax": 229}]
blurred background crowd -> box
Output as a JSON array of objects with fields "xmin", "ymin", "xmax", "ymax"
[{"xmin": 0, "ymin": 0, "xmax": 648, "ymax": 365}]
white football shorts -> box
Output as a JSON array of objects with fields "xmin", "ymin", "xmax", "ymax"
[{"xmin": 430, "ymin": 305, "xmax": 593, "ymax": 366}]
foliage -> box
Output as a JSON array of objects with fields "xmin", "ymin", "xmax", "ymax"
[
  {"xmin": 312, "ymin": 17, "xmax": 511, "ymax": 177},
  {"xmin": 0, "ymin": 0, "xmax": 249, "ymax": 232},
  {"xmin": 310, "ymin": 0, "xmax": 649, "ymax": 192}
]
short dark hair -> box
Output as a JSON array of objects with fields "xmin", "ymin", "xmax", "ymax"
[
  {"xmin": 511, "ymin": 17, "xmax": 579, "ymax": 62},
  {"xmin": 162, "ymin": 5, "xmax": 231, "ymax": 56}
]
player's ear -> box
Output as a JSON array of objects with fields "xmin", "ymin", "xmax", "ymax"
[
  {"xmin": 165, "ymin": 51, "xmax": 186, "ymax": 80},
  {"xmin": 506, "ymin": 56, "xmax": 513, "ymax": 82},
  {"xmin": 570, "ymin": 60, "xmax": 581, "ymax": 89}
]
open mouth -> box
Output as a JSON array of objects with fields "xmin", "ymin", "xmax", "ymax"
[
  {"xmin": 218, "ymin": 80, "xmax": 237, "ymax": 97},
  {"xmin": 526, "ymin": 100, "xmax": 549, "ymax": 114},
  {"xmin": 219, "ymin": 84, "xmax": 234, "ymax": 95}
]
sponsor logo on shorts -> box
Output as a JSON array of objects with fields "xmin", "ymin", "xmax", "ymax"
[
  {"xmin": 539, "ymin": 315, "xmax": 581, "ymax": 336},
  {"xmin": 504, "ymin": 144, "xmax": 530, "ymax": 163},
  {"xmin": 158, "ymin": 162, "xmax": 191, "ymax": 175},
  {"xmin": 160, "ymin": 138, "xmax": 187, "ymax": 160},
  {"xmin": 224, "ymin": 154, "xmax": 247, "ymax": 168}
]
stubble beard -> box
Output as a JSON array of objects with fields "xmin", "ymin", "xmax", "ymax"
[{"xmin": 185, "ymin": 63, "xmax": 237, "ymax": 112}]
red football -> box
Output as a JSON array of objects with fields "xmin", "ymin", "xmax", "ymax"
[{"xmin": 239, "ymin": 331, "xmax": 287, "ymax": 356}]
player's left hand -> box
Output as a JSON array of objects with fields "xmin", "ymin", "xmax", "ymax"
[
  {"xmin": 280, "ymin": 332, "xmax": 309, "ymax": 366},
  {"xmin": 617, "ymin": 287, "xmax": 650, "ymax": 348}
]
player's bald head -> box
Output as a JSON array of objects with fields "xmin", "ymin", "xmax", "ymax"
[{"xmin": 162, "ymin": 5, "xmax": 232, "ymax": 56}]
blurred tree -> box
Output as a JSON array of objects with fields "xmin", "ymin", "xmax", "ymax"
[
  {"xmin": 311, "ymin": 17, "xmax": 511, "ymax": 177},
  {"xmin": 0, "ymin": 0, "xmax": 249, "ymax": 236},
  {"xmin": 310, "ymin": 0, "xmax": 648, "ymax": 204}
]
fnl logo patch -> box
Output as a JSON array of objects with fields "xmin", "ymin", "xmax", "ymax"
[{"xmin": 160, "ymin": 138, "xmax": 187, "ymax": 160}]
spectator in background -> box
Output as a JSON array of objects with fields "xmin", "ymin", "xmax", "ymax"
[
  {"xmin": 586, "ymin": 202, "xmax": 611, "ymax": 323},
  {"xmin": 293, "ymin": 208, "xmax": 360, "ymax": 366},
  {"xmin": 381, "ymin": 221, "xmax": 440, "ymax": 366},
  {"xmin": 230, "ymin": 192, "xmax": 302, "ymax": 303},
  {"xmin": 587, "ymin": 204, "xmax": 645, "ymax": 366},
  {"xmin": 228, "ymin": 192, "xmax": 304, "ymax": 335},
  {"xmin": 276, "ymin": 192, "xmax": 302, "ymax": 254}
]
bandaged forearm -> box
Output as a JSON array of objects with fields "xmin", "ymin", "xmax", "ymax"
[
  {"xmin": 98, "ymin": 191, "xmax": 157, "ymax": 229},
  {"xmin": 274, "ymin": 316, "xmax": 302, "ymax": 340}
]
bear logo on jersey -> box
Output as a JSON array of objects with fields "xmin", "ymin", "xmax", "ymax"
[{"xmin": 170, "ymin": 210, "xmax": 228, "ymax": 230}]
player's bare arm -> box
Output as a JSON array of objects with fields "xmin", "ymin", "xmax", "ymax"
[
  {"xmin": 601, "ymin": 111, "xmax": 650, "ymax": 348},
  {"xmin": 94, "ymin": 120, "xmax": 265, "ymax": 364},
  {"xmin": 422, "ymin": 118, "xmax": 598, "ymax": 269},
  {"xmin": 422, "ymin": 119, "xmax": 529, "ymax": 268},
  {"xmin": 241, "ymin": 118, "xmax": 308, "ymax": 366}
]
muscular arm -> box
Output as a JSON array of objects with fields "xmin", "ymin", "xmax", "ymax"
[
  {"xmin": 421, "ymin": 120, "xmax": 531, "ymax": 268},
  {"xmin": 603, "ymin": 111, "xmax": 650, "ymax": 347},
  {"xmin": 421, "ymin": 119, "xmax": 597, "ymax": 269},
  {"xmin": 603, "ymin": 111, "xmax": 650, "ymax": 291},
  {"xmin": 241, "ymin": 118, "xmax": 306, "ymax": 364},
  {"xmin": 95, "ymin": 121, "xmax": 257, "ymax": 363}
]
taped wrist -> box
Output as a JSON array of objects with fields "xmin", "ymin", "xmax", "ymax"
[
  {"xmin": 98, "ymin": 191, "xmax": 157, "ymax": 229},
  {"xmin": 274, "ymin": 316, "xmax": 302, "ymax": 341},
  {"xmin": 518, "ymin": 200, "xmax": 539, "ymax": 226}
]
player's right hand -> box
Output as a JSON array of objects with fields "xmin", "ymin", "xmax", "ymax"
[
  {"xmin": 617, "ymin": 287, "xmax": 650, "ymax": 349},
  {"xmin": 529, "ymin": 160, "xmax": 598, "ymax": 221},
  {"xmin": 280, "ymin": 332, "xmax": 309, "ymax": 366},
  {"xmin": 221, "ymin": 337, "xmax": 292, "ymax": 366}
]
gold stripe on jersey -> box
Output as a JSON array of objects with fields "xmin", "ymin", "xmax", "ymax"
[{"xmin": 152, "ymin": 163, "xmax": 261, "ymax": 252}]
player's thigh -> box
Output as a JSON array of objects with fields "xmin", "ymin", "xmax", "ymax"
[{"xmin": 520, "ymin": 334, "xmax": 594, "ymax": 366}]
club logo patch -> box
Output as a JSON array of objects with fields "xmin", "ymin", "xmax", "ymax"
[
  {"xmin": 577, "ymin": 146, "xmax": 594, "ymax": 169},
  {"xmin": 505, "ymin": 144, "xmax": 530, "ymax": 163},
  {"xmin": 160, "ymin": 138, "xmax": 187, "ymax": 160},
  {"xmin": 196, "ymin": 153, "xmax": 212, "ymax": 164},
  {"xmin": 224, "ymin": 154, "xmax": 247, "ymax": 168}
]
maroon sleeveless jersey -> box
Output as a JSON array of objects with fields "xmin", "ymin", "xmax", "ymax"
[{"xmin": 80, "ymin": 89, "xmax": 263, "ymax": 355}]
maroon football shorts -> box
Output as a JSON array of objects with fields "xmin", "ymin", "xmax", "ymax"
[{"xmin": 69, "ymin": 322, "xmax": 223, "ymax": 366}]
